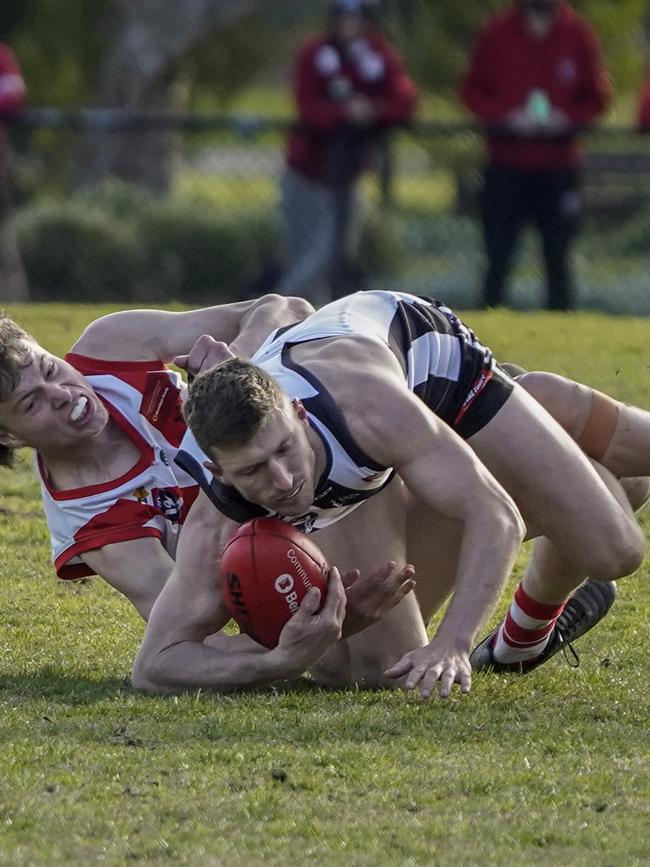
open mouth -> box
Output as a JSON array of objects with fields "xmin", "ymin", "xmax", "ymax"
[
  {"xmin": 279, "ymin": 481, "xmax": 304, "ymax": 503},
  {"xmin": 70, "ymin": 396, "xmax": 90, "ymax": 424}
]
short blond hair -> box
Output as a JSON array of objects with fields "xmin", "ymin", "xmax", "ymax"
[
  {"xmin": 0, "ymin": 312, "xmax": 32, "ymax": 468},
  {"xmin": 184, "ymin": 358, "xmax": 285, "ymax": 456}
]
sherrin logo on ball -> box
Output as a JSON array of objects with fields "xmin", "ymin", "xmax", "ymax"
[
  {"xmin": 274, "ymin": 573, "xmax": 294, "ymax": 593},
  {"xmin": 274, "ymin": 572, "xmax": 300, "ymax": 615},
  {"xmin": 220, "ymin": 518, "xmax": 329, "ymax": 648}
]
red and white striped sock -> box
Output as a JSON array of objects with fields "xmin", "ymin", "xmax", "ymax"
[{"xmin": 492, "ymin": 583, "xmax": 566, "ymax": 665}]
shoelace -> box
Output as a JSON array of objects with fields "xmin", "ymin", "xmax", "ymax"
[
  {"xmin": 556, "ymin": 597, "xmax": 591, "ymax": 669},
  {"xmin": 555, "ymin": 585, "xmax": 612, "ymax": 669},
  {"xmin": 557, "ymin": 628, "xmax": 581, "ymax": 668}
]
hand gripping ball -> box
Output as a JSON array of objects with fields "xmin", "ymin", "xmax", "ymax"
[{"xmin": 220, "ymin": 517, "xmax": 329, "ymax": 648}]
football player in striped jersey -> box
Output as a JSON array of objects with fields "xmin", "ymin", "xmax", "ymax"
[{"xmin": 133, "ymin": 290, "xmax": 648, "ymax": 698}]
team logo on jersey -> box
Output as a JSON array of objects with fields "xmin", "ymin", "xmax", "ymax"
[
  {"xmin": 152, "ymin": 487, "xmax": 183, "ymax": 522},
  {"xmin": 132, "ymin": 486, "xmax": 149, "ymax": 503},
  {"xmin": 296, "ymin": 513, "xmax": 319, "ymax": 534},
  {"xmin": 454, "ymin": 369, "xmax": 494, "ymax": 426},
  {"xmin": 140, "ymin": 372, "xmax": 185, "ymax": 447}
]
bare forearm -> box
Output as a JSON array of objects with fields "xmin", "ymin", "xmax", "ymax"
[
  {"xmin": 174, "ymin": 294, "xmax": 311, "ymax": 353},
  {"xmin": 433, "ymin": 506, "xmax": 524, "ymax": 651},
  {"xmin": 73, "ymin": 295, "xmax": 311, "ymax": 363},
  {"xmin": 132, "ymin": 636, "xmax": 301, "ymax": 695}
]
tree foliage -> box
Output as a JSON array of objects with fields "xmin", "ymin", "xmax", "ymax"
[
  {"xmin": 6, "ymin": 0, "xmax": 650, "ymax": 111},
  {"xmin": 6, "ymin": 0, "xmax": 316, "ymax": 109},
  {"xmin": 9, "ymin": 0, "xmax": 109, "ymax": 105},
  {"xmin": 5, "ymin": 0, "xmax": 650, "ymax": 194},
  {"xmin": 384, "ymin": 0, "xmax": 649, "ymax": 100}
]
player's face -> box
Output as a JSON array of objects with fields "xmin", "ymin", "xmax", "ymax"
[
  {"xmin": 334, "ymin": 11, "xmax": 366, "ymax": 42},
  {"xmin": 210, "ymin": 400, "xmax": 318, "ymax": 516},
  {"xmin": 0, "ymin": 341, "xmax": 109, "ymax": 454}
]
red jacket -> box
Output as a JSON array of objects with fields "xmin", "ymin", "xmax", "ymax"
[
  {"xmin": 0, "ymin": 44, "xmax": 26, "ymax": 175},
  {"xmin": 638, "ymin": 78, "xmax": 650, "ymax": 131},
  {"xmin": 286, "ymin": 30, "xmax": 417, "ymax": 184},
  {"xmin": 460, "ymin": 3, "xmax": 611, "ymax": 170}
]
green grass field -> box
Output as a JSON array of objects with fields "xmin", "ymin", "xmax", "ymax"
[{"xmin": 1, "ymin": 305, "xmax": 649, "ymax": 866}]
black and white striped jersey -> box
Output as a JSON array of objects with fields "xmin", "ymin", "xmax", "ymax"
[
  {"xmin": 254, "ymin": 290, "xmax": 511, "ymax": 436},
  {"xmin": 176, "ymin": 291, "xmax": 512, "ymax": 532}
]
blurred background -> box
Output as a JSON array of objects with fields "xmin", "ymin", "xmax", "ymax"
[{"xmin": 3, "ymin": 0, "xmax": 650, "ymax": 313}]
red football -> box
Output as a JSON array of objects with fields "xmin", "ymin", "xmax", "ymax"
[{"xmin": 220, "ymin": 517, "xmax": 329, "ymax": 648}]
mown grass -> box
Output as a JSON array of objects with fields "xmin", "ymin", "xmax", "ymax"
[{"xmin": 1, "ymin": 304, "xmax": 649, "ymax": 866}]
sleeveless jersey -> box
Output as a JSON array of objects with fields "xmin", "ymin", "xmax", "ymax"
[
  {"xmin": 37, "ymin": 354, "xmax": 211, "ymax": 579},
  {"xmin": 177, "ymin": 291, "xmax": 513, "ymax": 533}
]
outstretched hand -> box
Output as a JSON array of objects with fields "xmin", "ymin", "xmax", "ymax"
[
  {"xmin": 341, "ymin": 561, "xmax": 416, "ymax": 637},
  {"xmin": 174, "ymin": 334, "xmax": 236, "ymax": 381},
  {"xmin": 385, "ymin": 638, "xmax": 472, "ymax": 700}
]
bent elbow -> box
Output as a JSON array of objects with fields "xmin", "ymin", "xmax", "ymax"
[
  {"xmin": 285, "ymin": 295, "xmax": 315, "ymax": 320},
  {"xmin": 131, "ymin": 649, "xmax": 165, "ymax": 694},
  {"xmin": 130, "ymin": 654, "xmax": 151, "ymax": 692},
  {"xmin": 255, "ymin": 293, "xmax": 314, "ymax": 323}
]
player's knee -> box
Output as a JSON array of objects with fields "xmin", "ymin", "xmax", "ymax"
[
  {"xmin": 517, "ymin": 371, "xmax": 560, "ymax": 403},
  {"xmin": 620, "ymin": 476, "xmax": 650, "ymax": 513},
  {"xmin": 351, "ymin": 658, "xmax": 395, "ymax": 689},
  {"xmin": 504, "ymin": 497, "xmax": 527, "ymax": 545},
  {"xmin": 310, "ymin": 648, "xmax": 396, "ymax": 690},
  {"xmin": 517, "ymin": 371, "xmax": 578, "ymax": 430},
  {"xmin": 618, "ymin": 528, "xmax": 645, "ymax": 577},
  {"xmin": 587, "ymin": 522, "xmax": 645, "ymax": 581}
]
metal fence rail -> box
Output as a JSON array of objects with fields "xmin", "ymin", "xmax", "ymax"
[{"xmin": 5, "ymin": 110, "xmax": 650, "ymax": 313}]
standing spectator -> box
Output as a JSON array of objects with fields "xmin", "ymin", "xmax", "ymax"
[
  {"xmin": 276, "ymin": 0, "xmax": 417, "ymax": 304},
  {"xmin": 0, "ymin": 41, "xmax": 26, "ymax": 301},
  {"xmin": 461, "ymin": 0, "xmax": 611, "ymax": 311}
]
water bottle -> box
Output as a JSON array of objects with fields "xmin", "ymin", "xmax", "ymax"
[{"xmin": 527, "ymin": 89, "xmax": 551, "ymax": 123}]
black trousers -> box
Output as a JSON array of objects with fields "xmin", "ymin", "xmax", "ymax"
[{"xmin": 480, "ymin": 163, "xmax": 581, "ymax": 311}]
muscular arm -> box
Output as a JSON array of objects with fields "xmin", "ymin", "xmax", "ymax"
[
  {"xmin": 132, "ymin": 498, "xmax": 279, "ymax": 693},
  {"xmin": 132, "ymin": 493, "xmax": 344, "ymax": 694},
  {"xmin": 321, "ymin": 344, "xmax": 525, "ymax": 654},
  {"xmin": 228, "ymin": 294, "xmax": 312, "ymax": 359},
  {"xmin": 71, "ymin": 295, "xmax": 313, "ymax": 363}
]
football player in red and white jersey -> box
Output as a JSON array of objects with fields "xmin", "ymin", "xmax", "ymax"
[{"xmin": 0, "ymin": 295, "xmax": 315, "ymax": 618}]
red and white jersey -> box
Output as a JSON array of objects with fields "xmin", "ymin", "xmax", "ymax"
[{"xmin": 36, "ymin": 354, "xmax": 211, "ymax": 580}]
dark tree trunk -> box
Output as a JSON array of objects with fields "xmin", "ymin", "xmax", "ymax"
[
  {"xmin": 78, "ymin": 0, "xmax": 257, "ymax": 193},
  {"xmin": 0, "ymin": 179, "xmax": 28, "ymax": 302}
]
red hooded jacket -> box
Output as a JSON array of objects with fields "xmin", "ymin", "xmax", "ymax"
[
  {"xmin": 460, "ymin": 3, "xmax": 611, "ymax": 170},
  {"xmin": 286, "ymin": 30, "xmax": 417, "ymax": 184},
  {"xmin": 0, "ymin": 44, "xmax": 26, "ymax": 175},
  {"xmin": 637, "ymin": 77, "xmax": 650, "ymax": 131}
]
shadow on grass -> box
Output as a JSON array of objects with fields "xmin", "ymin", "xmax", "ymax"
[
  {"xmin": 0, "ymin": 670, "xmax": 334, "ymax": 707},
  {"xmin": 0, "ymin": 668, "xmax": 132, "ymax": 705}
]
